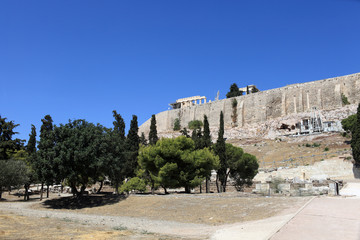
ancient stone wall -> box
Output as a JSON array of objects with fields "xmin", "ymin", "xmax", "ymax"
[{"xmin": 139, "ymin": 73, "xmax": 360, "ymax": 137}]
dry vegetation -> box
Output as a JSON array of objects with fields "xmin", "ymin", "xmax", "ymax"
[
  {"xmin": 228, "ymin": 133, "xmax": 351, "ymax": 168},
  {"xmin": 31, "ymin": 193, "xmax": 311, "ymax": 225}
]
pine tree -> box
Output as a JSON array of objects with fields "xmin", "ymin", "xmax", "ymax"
[
  {"xmin": 149, "ymin": 115, "xmax": 159, "ymax": 145},
  {"xmin": 125, "ymin": 115, "xmax": 140, "ymax": 178},
  {"xmin": 351, "ymin": 104, "xmax": 360, "ymax": 166},
  {"xmin": 112, "ymin": 110, "xmax": 126, "ymax": 140},
  {"xmin": 215, "ymin": 111, "xmax": 227, "ymax": 192},
  {"xmin": 203, "ymin": 115, "xmax": 212, "ymax": 148}
]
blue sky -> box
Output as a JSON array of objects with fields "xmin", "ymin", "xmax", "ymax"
[{"xmin": 1, "ymin": 0, "xmax": 360, "ymax": 142}]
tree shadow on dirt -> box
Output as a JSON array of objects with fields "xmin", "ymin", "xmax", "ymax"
[{"xmin": 41, "ymin": 193, "xmax": 126, "ymax": 209}]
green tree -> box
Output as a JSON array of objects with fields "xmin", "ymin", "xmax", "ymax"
[
  {"xmin": 0, "ymin": 116, "xmax": 24, "ymax": 160},
  {"xmin": 112, "ymin": 110, "xmax": 126, "ymax": 140},
  {"xmin": 225, "ymin": 144, "xmax": 258, "ymax": 191},
  {"xmin": 188, "ymin": 120, "xmax": 203, "ymax": 130},
  {"xmin": 24, "ymin": 125, "xmax": 37, "ymax": 200},
  {"xmin": 149, "ymin": 115, "xmax": 159, "ymax": 145},
  {"xmin": 0, "ymin": 159, "xmax": 29, "ymax": 199},
  {"xmin": 351, "ymin": 104, "xmax": 360, "ymax": 166},
  {"xmin": 138, "ymin": 136, "xmax": 219, "ymax": 193},
  {"xmin": 203, "ymin": 115, "xmax": 212, "ymax": 148},
  {"xmin": 105, "ymin": 114, "xmax": 127, "ymax": 194},
  {"xmin": 180, "ymin": 127, "xmax": 190, "ymax": 138},
  {"xmin": 342, "ymin": 114, "xmax": 357, "ymax": 134},
  {"xmin": 215, "ymin": 111, "xmax": 227, "ymax": 192},
  {"xmin": 140, "ymin": 132, "xmax": 148, "ymax": 146},
  {"xmin": 173, "ymin": 118, "xmax": 181, "ymax": 131},
  {"xmin": 125, "ymin": 115, "xmax": 140, "ymax": 178},
  {"xmin": 120, "ymin": 177, "xmax": 147, "ymax": 194},
  {"xmin": 36, "ymin": 115, "xmax": 55, "ymax": 200},
  {"xmin": 26, "ymin": 125, "xmax": 37, "ymax": 155},
  {"xmin": 226, "ymin": 83, "xmax": 243, "ymax": 98},
  {"xmin": 191, "ymin": 127, "xmax": 203, "ymax": 150},
  {"xmin": 53, "ymin": 119, "xmax": 107, "ymax": 197}
]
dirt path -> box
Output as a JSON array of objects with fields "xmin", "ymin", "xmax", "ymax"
[
  {"xmin": 0, "ymin": 194, "xmax": 312, "ymax": 239},
  {"xmin": 0, "ymin": 201, "xmax": 213, "ymax": 239}
]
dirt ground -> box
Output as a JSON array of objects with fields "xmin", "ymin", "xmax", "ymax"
[
  {"xmin": 33, "ymin": 193, "xmax": 310, "ymax": 225},
  {"xmin": 0, "ymin": 191, "xmax": 311, "ymax": 239},
  {"xmin": 228, "ymin": 133, "xmax": 351, "ymax": 168},
  {"xmin": 0, "ymin": 209, "xmax": 181, "ymax": 240}
]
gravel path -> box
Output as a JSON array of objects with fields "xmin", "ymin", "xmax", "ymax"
[{"xmin": 0, "ymin": 201, "xmax": 214, "ymax": 239}]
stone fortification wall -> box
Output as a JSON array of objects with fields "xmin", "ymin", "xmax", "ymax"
[{"xmin": 139, "ymin": 73, "xmax": 360, "ymax": 137}]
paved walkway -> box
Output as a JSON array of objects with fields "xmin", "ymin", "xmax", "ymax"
[{"xmin": 271, "ymin": 183, "xmax": 360, "ymax": 240}]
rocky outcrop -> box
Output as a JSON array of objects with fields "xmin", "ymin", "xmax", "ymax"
[{"xmin": 139, "ymin": 73, "xmax": 360, "ymax": 139}]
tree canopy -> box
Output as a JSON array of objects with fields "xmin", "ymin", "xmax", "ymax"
[
  {"xmin": 138, "ymin": 136, "xmax": 219, "ymax": 193},
  {"xmin": 149, "ymin": 114, "xmax": 159, "ymax": 145},
  {"xmin": 226, "ymin": 83, "xmax": 243, "ymax": 98},
  {"xmin": 351, "ymin": 104, "xmax": 360, "ymax": 166}
]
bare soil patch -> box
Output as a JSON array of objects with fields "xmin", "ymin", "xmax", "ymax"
[{"xmin": 33, "ymin": 193, "xmax": 311, "ymax": 226}]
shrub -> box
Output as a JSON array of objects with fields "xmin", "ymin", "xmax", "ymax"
[
  {"xmin": 173, "ymin": 118, "xmax": 180, "ymax": 131},
  {"xmin": 324, "ymin": 147, "xmax": 329, "ymax": 151},
  {"xmin": 341, "ymin": 93, "xmax": 350, "ymax": 105},
  {"xmin": 188, "ymin": 120, "xmax": 203, "ymax": 130},
  {"xmin": 120, "ymin": 177, "xmax": 147, "ymax": 193}
]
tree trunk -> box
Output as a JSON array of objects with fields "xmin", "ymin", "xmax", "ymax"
[
  {"xmin": 206, "ymin": 178, "xmax": 209, "ymax": 193},
  {"xmin": 163, "ymin": 186, "xmax": 168, "ymax": 194},
  {"xmin": 24, "ymin": 184, "xmax": 30, "ymax": 201},
  {"xmin": 115, "ymin": 182, "xmax": 119, "ymax": 195},
  {"xmin": 40, "ymin": 183, "xmax": 44, "ymax": 201},
  {"xmin": 216, "ymin": 174, "xmax": 221, "ymax": 193},
  {"xmin": 185, "ymin": 186, "xmax": 191, "ymax": 193},
  {"xmin": 97, "ymin": 180, "xmax": 103, "ymax": 193},
  {"xmin": 70, "ymin": 183, "xmax": 78, "ymax": 197},
  {"xmin": 46, "ymin": 184, "xmax": 49, "ymax": 198},
  {"xmin": 0, "ymin": 187, "xmax": 2, "ymax": 200}
]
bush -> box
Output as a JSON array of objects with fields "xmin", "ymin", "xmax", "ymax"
[
  {"xmin": 120, "ymin": 177, "xmax": 147, "ymax": 193},
  {"xmin": 188, "ymin": 120, "xmax": 203, "ymax": 130},
  {"xmin": 324, "ymin": 147, "xmax": 329, "ymax": 151},
  {"xmin": 173, "ymin": 118, "xmax": 180, "ymax": 131},
  {"xmin": 341, "ymin": 93, "xmax": 350, "ymax": 105}
]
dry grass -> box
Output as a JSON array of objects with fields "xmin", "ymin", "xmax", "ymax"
[
  {"xmin": 34, "ymin": 193, "xmax": 311, "ymax": 226},
  {"xmin": 0, "ymin": 210, "xmax": 179, "ymax": 240},
  {"xmin": 228, "ymin": 133, "xmax": 350, "ymax": 168}
]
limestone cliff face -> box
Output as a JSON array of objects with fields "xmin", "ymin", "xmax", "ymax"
[{"xmin": 139, "ymin": 73, "xmax": 360, "ymax": 138}]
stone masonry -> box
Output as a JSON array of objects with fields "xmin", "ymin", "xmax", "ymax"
[{"xmin": 139, "ymin": 73, "xmax": 360, "ymax": 137}]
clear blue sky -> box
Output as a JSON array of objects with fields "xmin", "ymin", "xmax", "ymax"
[{"xmin": 1, "ymin": 0, "xmax": 360, "ymax": 142}]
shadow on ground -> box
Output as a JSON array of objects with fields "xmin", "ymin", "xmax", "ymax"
[{"xmin": 42, "ymin": 193, "xmax": 126, "ymax": 209}]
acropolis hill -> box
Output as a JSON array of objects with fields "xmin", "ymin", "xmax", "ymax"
[{"xmin": 139, "ymin": 72, "xmax": 360, "ymax": 139}]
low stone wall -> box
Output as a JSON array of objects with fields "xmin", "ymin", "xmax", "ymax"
[{"xmin": 254, "ymin": 157, "xmax": 359, "ymax": 183}]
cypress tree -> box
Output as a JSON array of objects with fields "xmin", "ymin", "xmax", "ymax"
[
  {"xmin": 215, "ymin": 111, "xmax": 227, "ymax": 192},
  {"xmin": 112, "ymin": 110, "xmax": 126, "ymax": 140},
  {"xmin": 149, "ymin": 114, "xmax": 159, "ymax": 145},
  {"xmin": 26, "ymin": 124, "xmax": 37, "ymax": 155},
  {"xmin": 140, "ymin": 132, "xmax": 148, "ymax": 146},
  {"xmin": 37, "ymin": 115, "xmax": 55, "ymax": 200},
  {"xmin": 125, "ymin": 115, "xmax": 140, "ymax": 177},
  {"xmin": 351, "ymin": 104, "xmax": 360, "ymax": 166},
  {"xmin": 203, "ymin": 115, "xmax": 212, "ymax": 148},
  {"xmin": 24, "ymin": 124, "xmax": 37, "ymax": 200}
]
